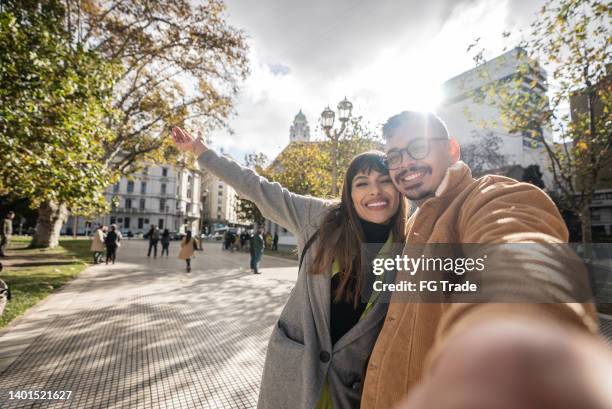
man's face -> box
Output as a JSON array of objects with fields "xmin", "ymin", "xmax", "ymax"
[{"xmin": 386, "ymin": 124, "xmax": 455, "ymax": 202}]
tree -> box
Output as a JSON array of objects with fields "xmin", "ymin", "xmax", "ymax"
[
  {"xmin": 0, "ymin": 0, "xmax": 249, "ymax": 247},
  {"xmin": 468, "ymin": 0, "xmax": 611, "ymax": 244},
  {"xmin": 0, "ymin": 1, "xmax": 118, "ymax": 247},
  {"xmin": 461, "ymin": 131, "xmax": 508, "ymax": 175},
  {"xmin": 70, "ymin": 0, "xmax": 249, "ymax": 173}
]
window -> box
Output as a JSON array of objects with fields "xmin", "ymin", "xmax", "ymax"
[
  {"xmin": 218, "ymin": 198, "xmax": 222, "ymax": 205},
  {"xmin": 158, "ymin": 219, "xmax": 164, "ymax": 229},
  {"xmin": 144, "ymin": 218, "xmax": 149, "ymax": 225},
  {"xmin": 139, "ymin": 198, "xmax": 145, "ymax": 210},
  {"xmin": 110, "ymin": 217, "xmax": 116, "ymax": 224},
  {"xmin": 162, "ymin": 168, "xmax": 168, "ymax": 177},
  {"xmin": 124, "ymin": 217, "xmax": 131, "ymax": 229},
  {"xmin": 138, "ymin": 218, "xmax": 144, "ymax": 229},
  {"xmin": 125, "ymin": 198, "xmax": 132, "ymax": 209},
  {"xmin": 217, "ymin": 206, "xmax": 222, "ymax": 212},
  {"xmin": 606, "ymin": 193, "xmax": 612, "ymax": 200},
  {"xmin": 161, "ymin": 183, "xmax": 167, "ymax": 195},
  {"xmin": 127, "ymin": 181, "xmax": 134, "ymax": 193},
  {"xmin": 141, "ymin": 182, "xmax": 147, "ymax": 194},
  {"xmin": 113, "ymin": 183, "xmax": 120, "ymax": 193},
  {"xmin": 187, "ymin": 176, "xmax": 193, "ymax": 199},
  {"xmin": 159, "ymin": 198, "xmax": 166, "ymax": 212},
  {"xmin": 142, "ymin": 167, "xmax": 148, "ymax": 175},
  {"xmin": 187, "ymin": 203, "xmax": 192, "ymax": 214},
  {"xmin": 218, "ymin": 183, "xmax": 223, "ymax": 189}
]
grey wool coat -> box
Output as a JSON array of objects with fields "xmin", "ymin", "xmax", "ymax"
[{"xmin": 198, "ymin": 150, "xmax": 391, "ymax": 409}]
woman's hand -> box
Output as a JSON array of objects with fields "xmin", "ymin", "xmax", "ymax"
[{"xmin": 171, "ymin": 127, "xmax": 208, "ymax": 157}]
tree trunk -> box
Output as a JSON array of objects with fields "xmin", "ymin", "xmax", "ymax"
[
  {"xmin": 579, "ymin": 205, "xmax": 593, "ymax": 245},
  {"xmin": 31, "ymin": 201, "xmax": 68, "ymax": 248}
]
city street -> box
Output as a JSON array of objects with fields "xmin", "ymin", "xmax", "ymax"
[{"xmin": 0, "ymin": 240, "xmax": 298, "ymax": 408}]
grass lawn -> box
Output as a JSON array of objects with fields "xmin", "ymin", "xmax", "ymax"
[{"xmin": 0, "ymin": 236, "xmax": 91, "ymax": 330}]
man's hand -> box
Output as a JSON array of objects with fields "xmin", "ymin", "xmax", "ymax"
[
  {"xmin": 171, "ymin": 127, "xmax": 208, "ymax": 157},
  {"xmin": 394, "ymin": 319, "xmax": 612, "ymax": 409}
]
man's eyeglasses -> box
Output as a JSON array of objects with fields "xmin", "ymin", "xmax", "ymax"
[{"xmin": 385, "ymin": 138, "xmax": 448, "ymax": 170}]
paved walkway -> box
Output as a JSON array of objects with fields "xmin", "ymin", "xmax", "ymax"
[
  {"xmin": 1, "ymin": 240, "xmax": 611, "ymax": 408},
  {"xmin": 0, "ymin": 240, "xmax": 298, "ymax": 408}
]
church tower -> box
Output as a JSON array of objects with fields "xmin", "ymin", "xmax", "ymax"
[{"xmin": 289, "ymin": 110, "xmax": 310, "ymax": 142}]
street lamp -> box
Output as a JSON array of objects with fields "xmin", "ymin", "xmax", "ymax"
[
  {"xmin": 321, "ymin": 97, "xmax": 353, "ymax": 196},
  {"xmin": 200, "ymin": 189, "xmax": 209, "ymax": 235}
]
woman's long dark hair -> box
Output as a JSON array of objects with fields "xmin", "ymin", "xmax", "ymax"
[{"xmin": 309, "ymin": 150, "xmax": 408, "ymax": 306}]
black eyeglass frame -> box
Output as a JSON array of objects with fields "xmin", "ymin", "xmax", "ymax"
[{"xmin": 385, "ymin": 138, "xmax": 449, "ymax": 170}]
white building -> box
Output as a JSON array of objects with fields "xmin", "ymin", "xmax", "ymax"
[
  {"xmin": 289, "ymin": 110, "xmax": 311, "ymax": 142},
  {"xmin": 64, "ymin": 163, "xmax": 202, "ymax": 235},
  {"xmin": 437, "ymin": 47, "xmax": 554, "ymax": 187},
  {"xmin": 201, "ymin": 169, "xmax": 243, "ymax": 233}
]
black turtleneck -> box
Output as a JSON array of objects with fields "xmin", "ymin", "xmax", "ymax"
[{"xmin": 330, "ymin": 217, "xmax": 392, "ymax": 345}]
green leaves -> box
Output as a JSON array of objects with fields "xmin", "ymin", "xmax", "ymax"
[{"xmin": 0, "ymin": 2, "xmax": 120, "ymax": 214}]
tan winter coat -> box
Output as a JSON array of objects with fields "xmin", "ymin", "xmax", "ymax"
[
  {"xmin": 360, "ymin": 161, "xmax": 599, "ymax": 409},
  {"xmin": 178, "ymin": 237, "xmax": 196, "ymax": 260},
  {"xmin": 90, "ymin": 229, "xmax": 105, "ymax": 252}
]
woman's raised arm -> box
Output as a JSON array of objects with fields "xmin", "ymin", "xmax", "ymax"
[{"xmin": 172, "ymin": 127, "xmax": 330, "ymax": 235}]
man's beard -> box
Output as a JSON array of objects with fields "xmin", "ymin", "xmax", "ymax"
[{"xmin": 393, "ymin": 166, "xmax": 434, "ymax": 202}]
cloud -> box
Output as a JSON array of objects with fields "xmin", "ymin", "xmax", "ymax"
[
  {"xmin": 269, "ymin": 63, "xmax": 291, "ymax": 76},
  {"xmin": 209, "ymin": 0, "xmax": 547, "ymax": 162}
]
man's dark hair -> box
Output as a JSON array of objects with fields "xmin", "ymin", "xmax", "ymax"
[{"xmin": 382, "ymin": 111, "xmax": 450, "ymax": 141}]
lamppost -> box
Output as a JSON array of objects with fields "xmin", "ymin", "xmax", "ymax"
[
  {"xmin": 165, "ymin": 205, "xmax": 169, "ymax": 230},
  {"xmin": 320, "ymin": 97, "xmax": 353, "ymax": 196},
  {"xmin": 200, "ymin": 189, "xmax": 209, "ymax": 235}
]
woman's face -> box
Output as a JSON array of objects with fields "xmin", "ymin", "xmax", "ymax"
[{"xmin": 350, "ymin": 170, "xmax": 400, "ymax": 224}]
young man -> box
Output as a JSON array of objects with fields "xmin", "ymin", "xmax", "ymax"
[{"xmin": 360, "ymin": 111, "xmax": 610, "ymax": 409}]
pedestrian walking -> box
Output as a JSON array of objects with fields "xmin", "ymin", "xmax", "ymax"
[
  {"xmin": 90, "ymin": 225, "xmax": 106, "ymax": 264},
  {"xmin": 104, "ymin": 225, "xmax": 120, "ymax": 264},
  {"xmin": 0, "ymin": 211, "xmax": 15, "ymax": 257},
  {"xmin": 178, "ymin": 230, "xmax": 197, "ymax": 272},
  {"xmin": 161, "ymin": 229, "xmax": 171, "ymax": 257},
  {"xmin": 173, "ymin": 127, "xmax": 407, "ymax": 409},
  {"xmin": 272, "ymin": 232, "xmax": 279, "ymax": 251},
  {"xmin": 249, "ymin": 228, "xmax": 264, "ymax": 274},
  {"xmin": 146, "ymin": 225, "xmax": 160, "ymax": 257}
]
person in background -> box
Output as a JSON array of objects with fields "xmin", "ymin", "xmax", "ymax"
[
  {"xmin": 178, "ymin": 230, "xmax": 197, "ymax": 272},
  {"xmin": 250, "ymin": 228, "xmax": 264, "ymax": 274},
  {"xmin": 161, "ymin": 229, "xmax": 171, "ymax": 257},
  {"xmin": 104, "ymin": 225, "xmax": 119, "ymax": 265},
  {"xmin": 272, "ymin": 232, "xmax": 279, "ymax": 251},
  {"xmin": 90, "ymin": 225, "xmax": 106, "ymax": 264},
  {"xmin": 0, "ymin": 211, "xmax": 15, "ymax": 257},
  {"xmin": 146, "ymin": 225, "xmax": 160, "ymax": 257},
  {"xmin": 264, "ymin": 231, "xmax": 272, "ymax": 250}
]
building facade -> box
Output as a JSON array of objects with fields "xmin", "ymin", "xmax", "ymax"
[
  {"xmin": 200, "ymin": 169, "xmax": 243, "ymax": 234},
  {"xmin": 63, "ymin": 163, "xmax": 202, "ymax": 236},
  {"xmin": 437, "ymin": 47, "xmax": 554, "ymax": 187}
]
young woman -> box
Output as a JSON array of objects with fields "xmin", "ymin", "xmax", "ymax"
[
  {"xmin": 172, "ymin": 127, "xmax": 408, "ymax": 409},
  {"xmin": 178, "ymin": 230, "xmax": 196, "ymax": 272}
]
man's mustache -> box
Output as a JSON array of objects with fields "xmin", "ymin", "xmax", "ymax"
[{"xmin": 394, "ymin": 166, "xmax": 432, "ymax": 184}]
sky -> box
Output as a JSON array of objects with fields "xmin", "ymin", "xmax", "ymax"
[{"xmin": 207, "ymin": 0, "xmax": 546, "ymax": 163}]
